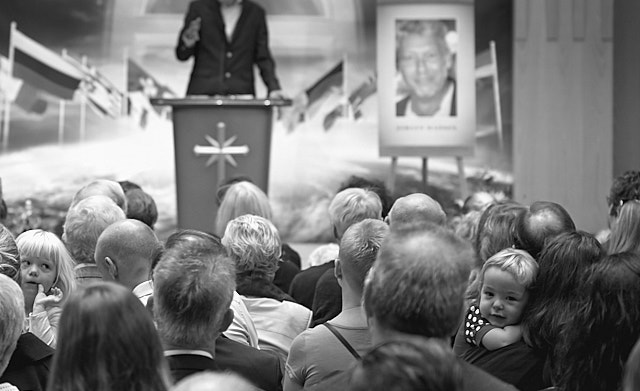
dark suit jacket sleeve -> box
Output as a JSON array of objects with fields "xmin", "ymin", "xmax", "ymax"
[
  {"xmin": 176, "ymin": 2, "xmax": 198, "ymax": 61},
  {"xmin": 253, "ymin": 6, "xmax": 281, "ymax": 93}
]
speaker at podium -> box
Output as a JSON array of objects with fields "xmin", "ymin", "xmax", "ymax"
[{"xmin": 151, "ymin": 97, "xmax": 291, "ymax": 233}]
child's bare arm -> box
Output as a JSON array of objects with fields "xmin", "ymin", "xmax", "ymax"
[{"xmin": 480, "ymin": 324, "xmax": 522, "ymax": 350}]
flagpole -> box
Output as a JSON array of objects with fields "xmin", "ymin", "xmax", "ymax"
[
  {"xmin": 342, "ymin": 52, "xmax": 349, "ymax": 119},
  {"xmin": 123, "ymin": 47, "xmax": 129, "ymax": 117},
  {"xmin": 58, "ymin": 49, "xmax": 67, "ymax": 145},
  {"xmin": 79, "ymin": 55, "xmax": 88, "ymax": 142},
  {"xmin": 2, "ymin": 22, "xmax": 16, "ymax": 150}
]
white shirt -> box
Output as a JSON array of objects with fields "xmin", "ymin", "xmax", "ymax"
[
  {"xmin": 220, "ymin": 0, "xmax": 243, "ymax": 41},
  {"xmin": 132, "ymin": 280, "xmax": 153, "ymax": 306}
]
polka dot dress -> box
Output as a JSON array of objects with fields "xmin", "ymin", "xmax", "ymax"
[{"xmin": 464, "ymin": 304, "xmax": 491, "ymax": 346}]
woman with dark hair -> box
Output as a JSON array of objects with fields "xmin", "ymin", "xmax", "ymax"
[
  {"xmin": 48, "ymin": 282, "xmax": 171, "ymax": 391},
  {"xmin": 521, "ymin": 231, "xmax": 603, "ymax": 387},
  {"xmin": 554, "ymin": 252, "xmax": 640, "ymax": 391}
]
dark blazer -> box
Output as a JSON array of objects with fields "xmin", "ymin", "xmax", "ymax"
[
  {"xmin": 289, "ymin": 260, "xmax": 335, "ymax": 310},
  {"xmin": 0, "ymin": 332, "xmax": 54, "ymax": 391},
  {"xmin": 167, "ymin": 354, "xmax": 220, "ymax": 384},
  {"xmin": 167, "ymin": 337, "xmax": 282, "ymax": 391},
  {"xmin": 176, "ymin": 0, "xmax": 281, "ymax": 96}
]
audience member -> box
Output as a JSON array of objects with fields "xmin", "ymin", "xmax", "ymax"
[
  {"xmin": 306, "ymin": 243, "xmax": 339, "ymax": 268},
  {"xmin": 16, "ymin": 229, "xmax": 77, "ymax": 349},
  {"xmin": 453, "ymin": 248, "xmax": 542, "ymax": 390},
  {"xmin": 599, "ymin": 170, "xmax": 640, "ymax": 244},
  {"xmin": 0, "ymin": 225, "xmax": 53, "ymax": 391},
  {"xmin": 363, "ymin": 224, "xmax": 517, "ymax": 391},
  {"xmin": 521, "ymin": 231, "xmax": 603, "ymax": 387},
  {"xmin": 124, "ymin": 188, "xmax": 159, "ymax": 229},
  {"xmin": 0, "ymin": 274, "xmax": 25, "ymax": 387},
  {"xmin": 62, "ymin": 195, "xmax": 126, "ymax": 285},
  {"xmin": 349, "ymin": 337, "xmax": 463, "ymax": 391},
  {"xmin": 222, "ymin": 215, "xmax": 312, "ymax": 364},
  {"xmin": 94, "ymin": 219, "xmax": 162, "ymax": 305},
  {"xmin": 337, "ymin": 175, "xmax": 393, "ymax": 219},
  {"xmin": 160, "ymin": 229, "xmax": 260, "ymax": 349},
  {"xmin": 215, "ymin": 180, "xmax": 301, "ymax": 292},
  {"xmin": 461, "ymin": 191, "xmax": 497, "ymax": 214},
  {"xmin": 172, "ymin": 372, "xmax": 257, "ymax": 391},
  {"xmin": 291, "ymin": 187, "xmax": 382, "ymax": 325},
  {"xmin": 154, "ymin": 228, "xmax": 283, "ymax": 390},
  {"xmin": 467, "ymin": 200, "xmax": 527, "ymax": 301},
  {"xmin": 385, "ymin": 192, "xmax": 447, "ymax": 230},
  {"xmin": 607, "ymin": 199, "xmax": 640, "ymax": 254},
  {"xmin": 555, "ymin": 252, "xmax": 640, "ymax": 391},
  {"xmin": 285, "ymin": 219, "xmax": 389, "ymax": 390},
  {"xmin": 48, "ymin": 282, "xmax": 171, "ymax": 391},
  {"xmin": 515, "ymin": 201, "xmax": 575, "ymax": 259},
  {"xmin": 451, "ymin": 210, "xmax": 482, "ymax": 243},
  {"xmin": 70, "ymin": 179, "xmax": 128, "ymax": 213}
]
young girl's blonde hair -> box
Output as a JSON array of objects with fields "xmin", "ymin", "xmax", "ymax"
[
  {"xmin": 16, "ymin": 229, "xmax": 77, "ymax": 299},
  {"xmin": 477, "ymin": 248, "xmax": 538, "ymax": 298}
]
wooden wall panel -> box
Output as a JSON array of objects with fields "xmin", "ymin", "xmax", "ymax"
[{"xmin": 514, "ymin": 0, "xmax": 612, "ymax": 233}]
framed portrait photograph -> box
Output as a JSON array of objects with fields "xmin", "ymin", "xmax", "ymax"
[{"xmin": 377, "ymin": 2, "xmax": 475, "ymax": 157}]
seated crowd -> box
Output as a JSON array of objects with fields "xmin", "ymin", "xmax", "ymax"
[{"xmin": 1, "ymin": 172, "xmax": 640, "ymax": 391}]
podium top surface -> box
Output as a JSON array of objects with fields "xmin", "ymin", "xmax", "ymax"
[{"xmin": 150, "ymin": 97, "xmax": 292, "ymax": 107}]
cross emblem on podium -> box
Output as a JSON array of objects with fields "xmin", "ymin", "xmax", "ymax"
[{"xmin": 193, "ymin": 122, "xmax": 249, "ymax": 181}]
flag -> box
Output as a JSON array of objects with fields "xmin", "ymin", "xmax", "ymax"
[
  {"xmin": 62, "ymin": 52, "xmax": 123, "ymax": 118},
  {"xmin": 304, "ymin": 61, "xmax": 343, "ymax": 116},
  {"xmin": 11, "ymin": 27, "xmax": 83, "ymax": 100},
  {"xmin": 126, "ymin": 59, "xmax": 175, "ymax": 128},
  {"xmin": 475, "ymin": 48, "xmax": 494, "ymax": 79},
  {"xmin": 1, "ymin": 55, "xmax": 48, "ymax": 114},
  {"xmin": 282, "ymin": 61, "xmax": 344, "ymax": 132},
  {"xmin": 322, "ymin": 74, "xmax": 377, "ymax": 131}
]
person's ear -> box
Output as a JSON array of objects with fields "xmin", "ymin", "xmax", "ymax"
[
  {"xmin": 334, "ymin": 259, "xmax": 343, "ymax": 281},
  {"xmin": 219, "ymin": 308, "xmax": 234, "ymax": 333},
  {"xmin": 104, "ymin": 257, "xmax": 118, "ymax": 279}
]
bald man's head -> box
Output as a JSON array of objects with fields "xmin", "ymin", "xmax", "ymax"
[
  {"xmin": 95, "ymin": 219, "xmax": 162, "ymax": 290},
  {"xmin": 387, "ymin": 193, "xmax": 446, "ymax": 230}
]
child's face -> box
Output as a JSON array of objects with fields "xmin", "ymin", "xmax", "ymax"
[
  {"xmin": 20, "ymin": 256, "xmax": 57, "ymax": 292},
  {"xmin": 479, "ymin": 266, "xmax": 529, "ymax": 328}
]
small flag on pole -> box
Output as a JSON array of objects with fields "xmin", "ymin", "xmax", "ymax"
[{"xmin": 11, "ymin": 27, "xmax": 83, "ymax": 100}]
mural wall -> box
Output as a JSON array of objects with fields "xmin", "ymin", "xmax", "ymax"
[{"xmin": 0, "ymin": 0, "xmax": 512, "ymax": 241}]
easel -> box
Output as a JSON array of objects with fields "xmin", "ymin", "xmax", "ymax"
[{"xmin": 387, "ymin": 156, "xmax": 468, "ymax": 200}]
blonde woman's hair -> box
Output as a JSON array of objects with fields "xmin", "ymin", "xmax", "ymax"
[{"xmin": 215, "ymin": 181, "xmax": 272, "ymax": 237}]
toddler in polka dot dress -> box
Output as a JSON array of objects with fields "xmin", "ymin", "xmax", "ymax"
[{"xmin": 457, "ymin": 248, "xmax": 538, "ymax": 353}]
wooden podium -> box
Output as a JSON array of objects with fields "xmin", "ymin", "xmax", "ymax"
[{"xmin": 151, "ymin": 97, "xmax": 290, "ymax": 233}]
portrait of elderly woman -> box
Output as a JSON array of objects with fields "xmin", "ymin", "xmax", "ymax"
[
  {"xmin": 396, "ymin": 19, "xmax": 457, "ymax": 117},
  {"xmin": 221, "ymin": 214, "xmax": 311, "ymax": 365}
]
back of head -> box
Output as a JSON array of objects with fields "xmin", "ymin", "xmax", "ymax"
[
  {"xmin": 522, "ymin": 230, "xmax": 602, "ymax": 351},
  {"xmin": 222, "ymin": 214, "xmax": 281, "ymax": 281},
  {"xmin": 71, "ymin": 179, "xmax": 128, "ymax": 214},
  {"xmin": 16, "ymin": 229, "xmax": 77, "ymax": 298},
  {"xmin": 215, "ymin": 181, "xmax": 272, "ymax": 237},
  {"xmin": 516, "ymin": 201, "xmax": 576, "ymax": 259},
  {"xmin": 608, "ymin": 170, "xmax": 640, "ymax": 218},
  {"xmin": 49, "ymin": 282, "xmax": 169, "ymax": 391},
  {"xmin": 608, "ymin": 200, "xmax": 640, "ymax": 254},
  {"xmin": 328, "ymin": 188, "xmax": 382, "ymax": 239},
  {"xmin": 63, "ymin": 195, "xmax": 127, "ymax": 265},
  {"xmin": 153, "ymin": 231, "xmax": 236, "ymax": 349},
  {"xmin": 0, "ymin": 274, "xmax": 24, "ymax": 376},
  {"xmin": 173, "ymin": 372, "xmax": 258, "ymax": 391},
  {"xmin": 349, "ymin": 337, "xmax": 463, "ymax": 391},
  {"xmin": 338, "ymin": 175, "xmax": 393, "ymax": 219},
  {"xmin": 475, "ymin": 200, "xmax": 527, "ymax": 263},
  {"xmin": 387, "ymin": 193, "xmax": 446, "ymax": 230},
  {"xmin": 95, "ymin": 219, "xmax": 161, "ymax": 284},
  {"xmin": 363, "ymin": 224, "xmax": 473, "ymax": 339},
  {"xmin": 123, "ymin": 188, "xmax": 158, "ymax": 229},
  {"xmin": 557, "ymin": 252, "xmax": 640, "ymax": 391},
  {"xmin": 339, "ymin": 219, "xmax": 389, "ymax": 292},
  {"xmin": 0, "ymin": 224, "xmax": 20, "ymax": 283},
  {"xmin": 462, "ymin": 191, "xmax": 496, "ymax": 214}
]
